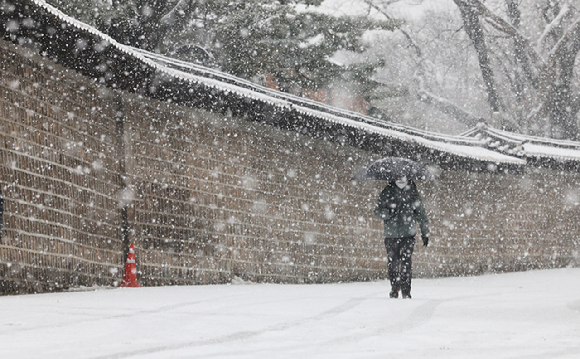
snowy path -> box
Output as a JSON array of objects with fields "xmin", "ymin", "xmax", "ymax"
[{"xmin": 1, "ymin": 269, "xmax": 579, "ymax": 359}]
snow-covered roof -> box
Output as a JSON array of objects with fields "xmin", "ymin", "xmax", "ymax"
[
  {"xmin": 3, "ymin": 0, "xmax": 563, "ymax": 169},
  {"xmin": 462, "ymin": 123, "xmax": 580, "ymax": 164},
  {"xmin": 524, "ymin": 143, "xmax": 580, "ymax": 161}
]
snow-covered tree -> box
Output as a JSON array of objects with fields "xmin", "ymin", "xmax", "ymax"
[
  {"xmin": 47, "ymin": 0, "xmax": 400, "ymax": 102},
  {"xmin": 364, "ymin": 0, "xmax": 580, "ymax": 139}
]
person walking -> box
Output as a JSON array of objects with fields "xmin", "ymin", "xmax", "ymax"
[{"xmin": 374, "ymin": 177, "xmax": 430, "ymax": 299}]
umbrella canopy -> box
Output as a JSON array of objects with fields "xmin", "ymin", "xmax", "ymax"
[{"xmin": 352, "ymin": 157, "xmax": 431, "ymax": 181}]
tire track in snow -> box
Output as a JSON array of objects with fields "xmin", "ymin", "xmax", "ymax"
[
  {"xmin": 290, "ymin": 297, "xmax": 443, "ymax": 351},
  {"xmin": 180, "ymin": 296, "xmax": 445, "ymax": 359},
  {"xmin": 505, "ymin": 345, "xmax": 580, "ymax": 359},
  {"xmin": 193, "ymin": 296, "xmax": 444, "ymax": 359},
  {"xmin": 88, "ymin": 293, "xmax": 380, "ymax": 359},
  {"xmin": 0, "ymin": 293, "xmax": 240, "ymax": 335},
  {"xmin": 284, "ymin": 292, "xmax": 504, "ymax": 351}
]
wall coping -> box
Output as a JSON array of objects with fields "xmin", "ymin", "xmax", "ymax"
[{"xmin": 4, "ymin": 0, "xmax": 579, "ymax": 170}]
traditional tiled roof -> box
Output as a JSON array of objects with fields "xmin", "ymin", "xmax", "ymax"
[
  {"xmin": 4, "ymin": 0, "xmax": 578, "ymax": 169},
  {"xmin": 461, "ymin": 123, "xmax": 580, "ymax": 168},
  {"xmin": 131, "ymin": 47, "xmax": 525, "ymax": 166}
]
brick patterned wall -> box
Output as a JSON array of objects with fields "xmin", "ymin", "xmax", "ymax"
[
  {"xmin": 0, "ymin": 39, "xmax": 578, "ymax": 294},
  {"xmin": 0, "ymin": 41, "xmax": 125, "ymax": 293},
  {"xmin": 121, "ymin": 97, "xmax": 387, "ymax": 285},
  {"xmin": 416, "ymin": 170, "xmax": 580, "ymax": 276}
]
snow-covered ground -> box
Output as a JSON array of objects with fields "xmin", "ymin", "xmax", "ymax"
[{"xmin": 1, "ymin": 269, "xmax": 579, "ymax": 359}]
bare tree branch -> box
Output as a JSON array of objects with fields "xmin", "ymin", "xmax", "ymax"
[
  {"xmin": 536, "ymin": 3, "xmax": 571, "ymax": 55},
  {"xmin": 363, "ymin": 0, "xmax": 483, "ymax": 126},
  {"xmin": 362, "ymin": 0, "xmax": 422, "ymax": 57},
  {"xmin": 465, "ymin": 0, "xmax": 542, "ymax": 66},
  {"xmin": 417, "ymin": 89, "xmax": 483, "ymax": 127},
  {"xmin": 160, "ymin": 0, "xmax": 193, "ymax": 26},
  {"xmin": 547, "ymin": 15, "xmax": 580, "ymax": 60}
]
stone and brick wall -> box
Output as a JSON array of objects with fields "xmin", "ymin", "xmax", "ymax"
[
  {"xmin": 0, "ymin": 41, "xmax": 125, "ymax": 293},
  {"xmin": 0, "ymin": 39, "xmax": 578, "ymax": 294},
  {"xmin": 416, "ymin": 170, "xmax": 580, "ymax": 276},
  {"xmin": 120, "ymin": 94, "xmax": 388, "ymax": 285}
]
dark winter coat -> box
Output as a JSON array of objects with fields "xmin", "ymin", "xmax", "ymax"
[{"xmin": 374, "ymin": 181, "xmax": 430, "ymax": 239}]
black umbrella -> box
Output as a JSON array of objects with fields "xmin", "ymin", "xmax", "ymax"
[{"xmin": 352, "ymin": 157, "xmax": 431, "ymax": 181}]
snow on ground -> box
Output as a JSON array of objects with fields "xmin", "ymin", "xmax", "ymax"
[{"xmin": 1, "ymin": 269, "xmax": 579, "ymax": 359}]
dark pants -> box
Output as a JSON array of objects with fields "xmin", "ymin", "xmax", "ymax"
[{"xmin": 384, "ymin": 237, "xmax": 415, "ymax": 294}]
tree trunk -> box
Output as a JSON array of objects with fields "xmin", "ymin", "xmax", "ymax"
[
  {"xmin": 454, "ymin": 0, "xmax": 501, "ymax": 113},
  {"xmin": 506, "ymin": 0, "xmax": 537, "ymax": 88},
  {"xmin": 546, "ymin": 17, "xmax": 580, "ymax": 139}
]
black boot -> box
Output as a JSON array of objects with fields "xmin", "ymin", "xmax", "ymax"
[
  {"xmin": 401, "ymin": 291, "xmax": 412, "ymax": 299},
  {"xmin": 389, "ymin": 289, "xmax": 399, "ymax": 298}
]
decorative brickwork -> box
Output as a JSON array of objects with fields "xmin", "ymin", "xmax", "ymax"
[{"xmin": 0, "ymin": 40, "xmax": 578, "ymax": 294}]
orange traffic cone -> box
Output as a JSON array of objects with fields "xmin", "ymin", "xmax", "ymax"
[{"xmin": 119, "ymin": 243, "xmax": 141, "ymax": 287}]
